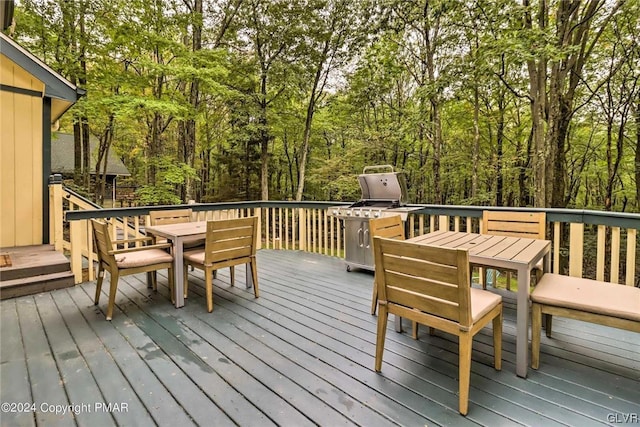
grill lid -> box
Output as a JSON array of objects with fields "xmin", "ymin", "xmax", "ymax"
[{"xmin": 357, "ymin": 165, "xmax": 408, "ymax": 206}]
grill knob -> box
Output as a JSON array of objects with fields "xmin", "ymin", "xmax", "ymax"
[
  {"xmin": 373, "ymin": 211, "xmax": 380, "ymax": 217},
  {"xmin": 346, "ymin": 210, "xmax": 352, "ymax": 216},
  {"xmin": 333, "ymin": 209, "xmax": 338, "ymax": 215},
  {"xmin": 364, "ymin": 211, "xmax": 370, "ymax": 217},
  {"xmin": 355, "ymin": 210, "xmax": 361, "ymax": 216}
]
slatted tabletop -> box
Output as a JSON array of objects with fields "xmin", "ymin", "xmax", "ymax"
[{"xmin": 408, "ymin": 230, "xmax": 550, "ymax": 267}]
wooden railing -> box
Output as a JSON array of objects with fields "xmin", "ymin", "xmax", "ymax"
[{"xmin": 50, "ymin": 180, "xmax": 639, "ymax": 287}]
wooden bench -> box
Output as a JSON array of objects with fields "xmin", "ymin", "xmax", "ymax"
[{"xmin": 530, "ymin": 273, "xmax": 640, "ymax": 369}]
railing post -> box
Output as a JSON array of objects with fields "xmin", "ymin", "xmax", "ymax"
[
  {"xmin": 626, "ymin": 229, "xmax": 636, "ymax": 286},
  {"xmin": 70, "ymin": 219, "xmax": 84, "ymax": 284},
  {"xmin": 569, "ymin": 223, "xmax": 584, "ymax": 277},
  {"xmin": 48, "ymin": 174, "xmax": 64, "ymax": 251},
  {"xmin": 553, "ymin": 222, "xmax": 561, "ymax": 274},
  {"xmin": 610, "ymin": 227, "xmax": 620, "ymax": 283},
  {"xmin": 298, "ymin": 208, "xmax": 306, "ymax": 251},
  {"xmin": 438, "ymin": 215, "xmax": 448, "ymax": 231},
  {"xmin": 255, "ymin": 207, "xmax": 262, "ymax": 250}
]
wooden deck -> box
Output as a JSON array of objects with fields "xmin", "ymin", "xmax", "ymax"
[{"xmin": 1, "ymin": 250, "xmax": 638, "ymax": 426}]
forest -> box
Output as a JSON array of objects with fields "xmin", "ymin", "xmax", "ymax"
[{"xmin": 7, "ymin": 0, "xmax": 640, "ymax": 211}]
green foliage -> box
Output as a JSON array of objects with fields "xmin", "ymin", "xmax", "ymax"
[
  {"xmin": 136, "ymin": 185, "xmax": 182, "ymax": 206},
  {"xmin": 10, "ymin": 0, "xmax": 639, "ymax": 212}
]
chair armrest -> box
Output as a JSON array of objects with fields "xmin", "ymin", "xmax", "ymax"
[{"xmin": 108, "ymin": 242, "xmax": 172, "ymax": 255}]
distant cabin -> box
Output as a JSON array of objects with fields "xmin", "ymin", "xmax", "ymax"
[
  {"xmin": 51, "ymin": 132, "xmax": 131, "ymax": 202},
  {"xmin": 0, "ymin": 32, "xmax": 83, "ymax": 248}
]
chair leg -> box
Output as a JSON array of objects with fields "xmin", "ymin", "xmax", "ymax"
[
  {"xmin": 374, "ymin": 304, "xmax": 389, "ymax": 372},
  {"xmin": 250, "ymin": 260, "xmax": 259, "ymax": 298},
  {"xmin": 412, "ymin": 321, "xmax": 419, "ymax": 340},
  {"xmin": 531, "ymin": 303, "xmax": 542, "ymax": 369},
  {"xmin": 544, "ymin": 314, "xmax": 553, "ymax": 337},
  {"xmin": 493, "ymin": 310, "xmax": 503, "ymax": 371},
  {"xmin": 371, "ymin": 280, "xmax": 378, "ymax": 315},
  {"xmin": 230, "ymin": 266, "xmax": 235, "ymax": 286},
  {"xmin": 148, "ymin": 271, "xmax": 158, "ymax": 291},
  {"xmin": 458, "ymin": 332, "xmax": 473, "ymax": 416},
  {"xmin": 95, "ymin": 265, "xmax": 105, "ymax": 305},
  {"xmin": 205, "ymin": 267, "xmax": 214, "ymax": 312},
  {"xmin": 105, "ymin": 273, "xmax": 120, "ymax": 321}
]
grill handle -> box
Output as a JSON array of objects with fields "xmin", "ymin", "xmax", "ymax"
[
  {"xmin": 363, "ymin": 229, "xmax": 370, "ymax": 248},
  {"xmin": 363, "ymin": 164, "xmax": 394, "ymax": 174},
  {"xmin": 358, "ymin": 227, "xmax": 363, "ymax": 247}
]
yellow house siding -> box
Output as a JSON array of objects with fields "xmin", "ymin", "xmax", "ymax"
[{"xmin": 0, "ymin": 57, "xmax": 44, "ymax": 247}]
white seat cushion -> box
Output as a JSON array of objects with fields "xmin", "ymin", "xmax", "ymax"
[
  {"xmin": 470, "ymin": 288, "xmax": 502, "ymax": 322},
  {"xmin": 116, "ymin": 249, "xmax": 173, "ymax": 269},
  {"xmin": 183, "ymin": 249, "xmax": 205, "ymax": 265},
  {"xmin": 531, "ymin": 273, "xmax": 640, "ymax": 322}
]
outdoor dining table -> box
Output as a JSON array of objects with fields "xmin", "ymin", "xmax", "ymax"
[
  {"xmin": 406, "ymin": 230, "xmax": 552, "ymax": 378},
  {"xmin": 145, "ymin": 220, "xmax": 254, "ymax": 309}
]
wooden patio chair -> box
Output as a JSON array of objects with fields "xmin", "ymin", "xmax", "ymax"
[
  {"xmin": 149, "ymin": 208, "xmax": 206, "ymax": 248},
  {"xmin": 369, "ymin": 215, "xmax": 419, "ymax": 339},
  {"xmin": 183, "ymin": 217, "xmax": 259, "ymax": 312},
  {"xmin": 481, "ymin": 210, "xmax": 546, "ymax": 290},
  {"xmin": 149, "ymin": 208, "xmax": 193, "ymax": 225},
  {"xmin": 91, "ymin": 219, "xmax": 174, "ymax": 321},
  {"xmin": 149, "ymin": 208, "xmax": 205, "ymax": 298},
  {"xmin": 369, "ymin": 216, "xmax": 405, "ymax": 315},
  {"xmin": 372, "ymin": 236, "xmax": 503, "ymax": 415}
]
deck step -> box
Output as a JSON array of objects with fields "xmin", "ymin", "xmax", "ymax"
[
  {"xmin": 0, "ymin": 271, "xmax": 75, "ymax": 299},
  {"xmin": 0, "ymin": 245, "xmax": 71, "ymax": 281},
  {"xmin": 0, "ymin": 245, "xmax": 75, "ymax": 299}
]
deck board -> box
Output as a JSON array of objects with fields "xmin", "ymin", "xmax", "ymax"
[
  {"xmin": 1, "ymin": 249, "xmax": 638, "ymax": 426},
  {"xmin": 58, "ymin": 287, "xmax": 156, "ymax": 426}
]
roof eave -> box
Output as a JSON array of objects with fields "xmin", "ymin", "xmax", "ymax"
[{"xmin": 0, "ymin": 32, "xmax": 83, "ymax": 120}]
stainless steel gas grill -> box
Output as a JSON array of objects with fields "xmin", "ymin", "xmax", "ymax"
[{"xmin": 328, "ymin": 165, "xmax": 419, "ymax": 272}]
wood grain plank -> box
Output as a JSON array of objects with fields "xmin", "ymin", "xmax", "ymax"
[{"xmin": 16, "ymin": 298, "xmax": 75, "ymax": 427}]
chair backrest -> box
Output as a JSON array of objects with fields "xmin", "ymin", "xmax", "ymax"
[
  {"xmin": 481, "ymin": 210, "xmax": 546, "ymax": 240},
  {"xmin": 369, "ymin": 215, "xmax": 405, "ymax": 242},
  {"xmin": 91, "ymin": 219, "xmax": 117, "ymax": 270},
  {"xmin": 372, "ymin": 236, "xmax": 472, "ymax": 327},
  {"xmin": 204, "ymin": 217, "xmax": 258, "ymax": 266},
  {"xmin": 149, "ymin": 209, "xmax": 193, "ymax": 226}
]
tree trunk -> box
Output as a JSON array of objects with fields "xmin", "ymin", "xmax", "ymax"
[
  {"xmin": 82, "ymin": 119, "xmax": 90, "ymax": 191},
  {"xmin": 260, "ymin": 72, "xmax": 269, "ymax": 201},
  {"xmin": 524, "ymin": 0, "xmax": 548, "ymax": 208},
  {"xmin": 73, "ymin": 122, "xmax": 82, "ymax": 184},
  {"xmin": 472, "ymin": 84, "xmax": 479, "ymax": 200},
  {"xmin": 94, "ymin": 114, "xmax": 115, "ymax": 205},
  {"xmin": 296, "ymin": 54, "xmax": 325, "ymax": 201},
  {"xmin": 543, "ymin": 0, "xmax": 620, "ymax": 207},
  {"xmin": 180, "ymin": 0, "xmax": 202, "ymax": 202},
  {"xmin": 496, "ymin": 103, "xmax": 505, "ymax": 206},
  {"xmin": 78, "ymin": 2, "xmax": 90, "ymax": 193}
]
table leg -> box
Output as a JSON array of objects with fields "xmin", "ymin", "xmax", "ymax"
[
  {"xmin": 516, "ymin": 266, "xmax": 531, "ymax": 378},
  {"xmin": 173, "ymin": 237, "xmax": 185, "ymax": 308}
]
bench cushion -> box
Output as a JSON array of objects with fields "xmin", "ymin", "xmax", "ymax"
[{"xmin": 531, "ymin": 273, "xmax": 640, "ymax": 322}]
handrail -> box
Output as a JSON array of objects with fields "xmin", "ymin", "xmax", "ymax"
[
  {"xmin": 64, "ymin": 201, "xmax": 640, "ymax": 229},
  {"xmin": 50, "ymin": 179, "xmax": 639, "ymax": 287}
]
